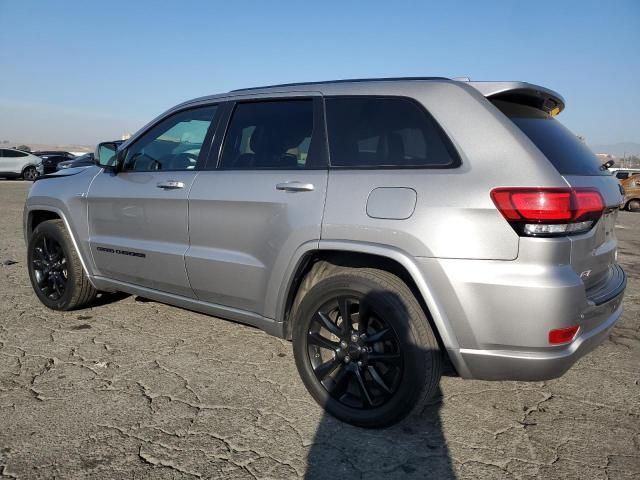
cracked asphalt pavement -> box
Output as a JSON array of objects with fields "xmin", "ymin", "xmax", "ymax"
[{"xmin": 0, "ymin": 180, "xmax": 638, "ymax": 479}]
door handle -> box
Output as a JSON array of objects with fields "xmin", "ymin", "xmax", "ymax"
[
  {"xmin": 276, "ymin": 182, "xmax": 315, "ymax": 192},
  {"xmin": 157, "ymin": 180, "xmax": 185, "ymax": 190}
]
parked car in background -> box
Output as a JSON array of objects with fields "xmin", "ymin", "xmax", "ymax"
[
  {"xmin": 610, "ymin": 168, "xmax": 640, "ymax": 181},
  {"xmin": 0, "ymin": 148, "xmax": 42, "ymax": 180},
  {"xmin": 33, "ymin": 151, "xmax": 75, "ymax": 175},
  {"xmin": 24, "ymin": 77, "xmax": 626, "ymax": 427},
  {"xmin": 621, "ymin": 174, "xmax": 640, "ymax": 211},
  {"xmin": 56, "ymin": 153, "xmax": 96, "ymax": 171}
]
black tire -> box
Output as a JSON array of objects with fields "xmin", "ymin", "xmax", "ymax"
[
  {"xmin": 27, "ymin": 219, "xmax": 97, "ymax": 310},
  {"xmin": 22, "ymin": 166, "xmax": 38, "ymax": 181},
  {"xmin": 627, "ymin": 199, "xmax": 640, "ymax": 212},
  {"xmin": 292, "ymin": 263, "xmax": 442, "ymax": 428}
]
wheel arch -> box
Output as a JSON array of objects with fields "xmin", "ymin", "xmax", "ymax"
[
  {"xmin": 625, "ymin": 198, "xmax": 640, "ymax": 211},
  {"xmin": 276, "ymin": 241, "xmax": 462, "ymax": 373},
  {"xmin": 25, "ymin": 206, "xmax": 97, "ymax": 289},
  {"xmin": 21, "ymin": 162, "xmax": 39, "ymax": 176}
]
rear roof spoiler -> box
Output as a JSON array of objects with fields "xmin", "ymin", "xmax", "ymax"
[{"xmin": 464, "ymin": 81, "xmax": 565, "ymax": 115}]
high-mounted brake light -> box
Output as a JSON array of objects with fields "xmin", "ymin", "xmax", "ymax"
[{"xmin": 491, "ymin": 188, "xmax": 605, "ymax": 237}]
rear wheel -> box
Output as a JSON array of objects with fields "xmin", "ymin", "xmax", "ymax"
[
  {"xmin": 627, "ymin": 199, "xmax": 640, "ymax": 212},
  {"xmin": 28, "ymin": 220, "xmax": 97, "ymax": 310},
  {"xmin": 292, "ymin": 264, "xmax": 441, "ymax": 428},
  {"xmin": 22, "ymin": 166, "xmax": 38, "ymax": 181}
]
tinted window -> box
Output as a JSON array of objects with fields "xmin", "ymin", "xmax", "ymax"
[
  {"xmin": 3, "ymin": 149, "xmax": 28, "ymax": 158},
  {"xmin": 123, "ymin": 106, "xmax": 217, "ymax": 172},
  {"xmin": 325, "ymin": 97, "xmax": 458, "ymax": 168},
  {"xmin": 494, "ymin": 100, "xmax": 606, "ymax": 176},
  {"xmin": 616, "ymin": 172, "xmax": 630, "ymax": 179},
  {"xmin": 220, "ymin": 100, "xmax": 314, "ymax": 169}
]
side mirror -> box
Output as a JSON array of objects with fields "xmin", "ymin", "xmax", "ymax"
[{"xmin": 95, "ymin": 142, "xmax": 121, "ymax": 171}]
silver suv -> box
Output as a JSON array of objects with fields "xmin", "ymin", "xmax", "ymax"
[{"xmin": 23, "ymin": 78, "xmax": 626, "ymax": 427}]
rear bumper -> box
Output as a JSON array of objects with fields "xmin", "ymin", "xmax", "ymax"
[
  {"xmin": 416, "ymin": 256, "xmax": 626, "ymax": 381},
  {"xmin": 456, "ymin": 295, "xmax": 623, "ymax": 381}
]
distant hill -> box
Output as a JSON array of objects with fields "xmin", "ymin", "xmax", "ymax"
[
  {"xmin": 0, "ymin": 141, "xmax": 93, "ymax": 154},
  {"xmin": 589, "ymin": 142, "xmax": 640, "ymax": 157}
]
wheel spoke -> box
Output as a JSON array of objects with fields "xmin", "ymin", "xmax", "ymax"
[
  {"xmin": 368, "ymin": 352, "xmax": 402, "ymax": 366},
  {"xmin": 315, "ymin": 311, "xmax": 342, "ymax": 337},
  {"xmin": 314, "ymin": 357, "xmax": 340, "ymax": 380},
  {"xmin": 33, "ymin": 248, "xmax": 46, "ymax": 262},
  {"xmin": 354, "ymin": 367, "xmax": 373, "ymax": 406},
  {"xmin": 364, "ymin": 328, "xmax": 391, "ymax": 343},
  {"xmin": 356, "ymin": 301, "xmax": 371, "ymax": 335},
  {"xmin": 327, "ymin": 364, "xmax": 351, "ymax": 397},
  {"xmin": 338, "ymin": 297, "xmax": 352, "ymax": 333},
  {"xmin": 367, "ymin": 365, "xmax": 392, "ymax": 393},
  {"xmin": 52, "ymin": 277, "xmax": 62, "ymax": 298},
  {"xmin": 42, "ymin": 237, "xmax": 49, "ymax": 256},
  {"xmin": 308, "ymin": 332, "xmax": 339, "ymax": 351}
]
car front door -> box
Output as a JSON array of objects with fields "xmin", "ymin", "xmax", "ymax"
[
  {"xmin": 87, "ymin": 104, "xmax": 219, "ymax": 297},
  {"xmin": 186, "ymin": 96, "xmax": 328, "ymax": 318}
]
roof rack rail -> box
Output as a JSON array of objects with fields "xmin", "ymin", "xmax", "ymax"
[{"xmin": 230, "ymin": 76, "xmax": 450, "ymax": 92}]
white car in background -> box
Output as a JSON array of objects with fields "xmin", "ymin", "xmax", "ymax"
[{"xmin": 0, "ymin": 148, "xmax": 42, "ymax": 181}]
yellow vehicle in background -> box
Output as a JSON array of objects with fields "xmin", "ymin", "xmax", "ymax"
[{"xmin": 621, "ymin": 174, "xmax": 640, "ymax": 211}]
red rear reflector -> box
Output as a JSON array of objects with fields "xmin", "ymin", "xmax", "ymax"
[{"xmin": 548, "ymin": 325, "xmax": 579, "ymax": 345}]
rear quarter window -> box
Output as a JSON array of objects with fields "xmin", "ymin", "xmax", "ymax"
[
  {"xmin": 493, "ymin": 100, "xmax": 606, "ymax": 176},
  {"xmin": 325, "ymin": 96, "xmax": 459, "ymax": 168}
]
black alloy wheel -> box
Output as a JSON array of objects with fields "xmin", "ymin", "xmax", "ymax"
[
  {"xmin": 32, "ymin": 234, "xmax": 68, "ymax": 301},
  {"xmin": 307, "ymin": 295, "xmax": 403, "ymax": 409},
  {"xmin": 292, "ymin": 264, "xmax": 442, "ymax": 428}
]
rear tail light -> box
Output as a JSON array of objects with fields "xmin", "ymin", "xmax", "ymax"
[
  {"xmin": 549, "ymin": 325, "xmax": 579, "ymax": 345},
  {"xmin": 491, "ymin": 188, "xmax": 605, "ymax": 237}
]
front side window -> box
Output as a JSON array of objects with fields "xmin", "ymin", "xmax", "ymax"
[
  {"xmin": 123, "ymin": 105, "xmax": 217, "ymax": 172},
  {"xmin": 220, "ymin": 100, "xmax": 314, "ymax": 169},
  {"xmin": 325, "ymin": 96, "xmax": 459, "ymax": 168}
]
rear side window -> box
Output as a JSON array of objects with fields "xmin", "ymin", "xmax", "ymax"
[
  {"xmin": 493, "ymin": 100, "xmax": 606, "ymax": 176},
  {"xmin": 325, "ymin": 96, "xmax": 459, "ymax": 168},
  {"xmin": 2, "ymin": 149, "xmax": 28, "ymax": 158},
  {"xmin": 220, "ymin": 100, "xmax": 317, "ymax": 169}
]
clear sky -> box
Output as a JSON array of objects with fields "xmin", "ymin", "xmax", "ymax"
[{"xmin": 0, "ymin": 0, "xmax": 638, "ymax": 147}]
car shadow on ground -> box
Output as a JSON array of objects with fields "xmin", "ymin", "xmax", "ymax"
[{"xmin": 305, "ymin": 386, "xmax": 454, "ymax": 479}]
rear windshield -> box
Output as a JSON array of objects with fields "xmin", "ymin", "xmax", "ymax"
[{"xmin": 493, "ymin": 100, "xmax": 607, "ymax": 176}]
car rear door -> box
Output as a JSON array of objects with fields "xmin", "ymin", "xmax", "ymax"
[
  {"xmin": 87, "ymin": 104, "xmax": 219, "ymax": 297},
  {"xmin": 186, "ymin": 95, "xmax": 328, "ymax": 317}
]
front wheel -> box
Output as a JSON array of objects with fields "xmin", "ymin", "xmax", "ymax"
[
  {"xmin": 27, "ymin": 219, "xmax": 97, "ymax": 310},
  {"xmin": 292, "ymin": 265, "xmax": 442, "ymax": 428},
  {"xmin": 22, "ymin": 166, "xmax": 38, "ymax": 181},
  {"xmin": 627, "ymin": 199, "xmax": 640, "ymax": 212}
]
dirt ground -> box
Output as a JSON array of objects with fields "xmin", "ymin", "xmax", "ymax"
[{"xmin": 0, "ymin": 180, "xmax": 638, "ymax": 479}]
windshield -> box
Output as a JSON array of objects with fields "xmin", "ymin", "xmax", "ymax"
[{"xmin": 493, "ymin": 100, "xmax": 608, "ymax": 176}]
